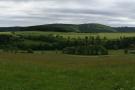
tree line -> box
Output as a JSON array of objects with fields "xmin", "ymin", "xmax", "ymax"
[{"xmin": 0, "ymin": 34, "xmax": 135, "ymax": 55}]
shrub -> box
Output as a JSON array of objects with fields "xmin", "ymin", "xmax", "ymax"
[
  {"xmin": 27, "ymin": 49, "xmax": 34, "ymax": 53},
  {"xmin": 63, "ymin": 45, "xmax": 108, "ymax": 55}
]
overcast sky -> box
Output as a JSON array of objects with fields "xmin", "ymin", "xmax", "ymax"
[{"xmin": 0, "ymin": 0, "xmax": 135, "ymax": 27}]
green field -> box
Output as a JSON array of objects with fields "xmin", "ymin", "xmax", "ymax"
[
  {"xmin": 0, "ymin": 31, "xmax": 135, "ymax": 90},
  {"xmin": 1, "ymin": 31, "xmax": 135, "ymax": 39},
  {"xmin": 0, "ymin": 52, "xmax": 135, "ymax": 90},
  {"xmin": 17, "ymin": 31, "xmax": 135, "ymax": 39}
]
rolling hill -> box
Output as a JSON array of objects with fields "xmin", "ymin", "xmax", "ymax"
[
  {"xmin": 0, "ymin": 23, "xmax": 135, "ymax": 33},
  {"xmin": 79, "ymin": 23, "xmax": 116, "ymax": 32}
]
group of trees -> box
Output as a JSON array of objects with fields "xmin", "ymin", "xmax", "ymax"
[{"xmin": 0, "ymin": 34, "xmax": 135, "ymax": 55}]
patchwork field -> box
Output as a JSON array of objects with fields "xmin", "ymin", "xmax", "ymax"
[{"xmin": 0, "ymin": 52, "xmax": 135, "ymax": 90}]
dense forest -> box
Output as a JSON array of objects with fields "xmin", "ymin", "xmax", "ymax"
[{"xmin": 1, "ymin": 23, "xmax": 135, "ymax": 33}]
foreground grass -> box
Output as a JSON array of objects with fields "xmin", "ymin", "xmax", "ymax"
[{"xmin": 0, "ymin": 52, "xmax": 135, "ymax": 90}]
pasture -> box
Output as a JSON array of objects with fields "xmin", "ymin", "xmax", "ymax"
[
  {"xmin": 16, "ymin": 31, "xmax": 135, "ymax": 39},
  {"xmin": 0, "ymin": 52, "xmax": 135, "ymax": 90},
  {"xmin": 0, "ymin": 31, "xmax": 135, "ymax": 39},
  {"xmin": 0, "ymin": 31, "xmax": 135, "ymax": 89}
]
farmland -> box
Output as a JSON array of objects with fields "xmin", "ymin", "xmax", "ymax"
[
  {"xmin": 0, "ymin": 31, "xmax": 135, "ymax": 39},
  {"xmin": 1, "ymin": 0, "xmax": 135, "ymax": 89},
  {"xmin": 0, "ymin": 31, "xmax": 135, "ymax": 90},
  {"xmin": 15, "ymin": 31, "xmax": 135, "ymax": 39},
  {"xmin": 0, "ymin": 52, "xmax": 135, "ymax": 90}
]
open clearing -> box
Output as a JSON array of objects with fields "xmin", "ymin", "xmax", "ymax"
[{"xmin": 0, "ymin": 52, "xmax": 135, "ymax": 90}]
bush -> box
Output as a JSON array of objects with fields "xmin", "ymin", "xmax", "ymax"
[
  {"xmin": 63, "ymin": 47, "xmax": 76, "ymax": 54},
  {"xmin": 124, "ymin": 49, "xmax": 128, "ymax": 54},
  {"xmin": 63, "ymin": 45, "xmax": 108, "ymax": 55},
  {"xmin": 27, "ymin": 49, "xmax": 34, "ymax": 53}
]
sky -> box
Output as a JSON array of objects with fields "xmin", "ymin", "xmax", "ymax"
[{"xmin": 0, "ymin": 0, "xmax": 135, "ymax": 27}]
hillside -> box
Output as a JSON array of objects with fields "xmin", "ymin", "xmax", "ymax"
[
  {"xmin": 27, "ymin": 24, "xmax": 79, "ymax": 32},
  {"xmin": 0, "ymin": 23, "xmax": 135, "ymax": 33},
  {"xmin": 79, "ymin": 23, "xmax": 116, "ymax": 32},
  {"xmin": 114, "ymin": 27, "xmax": 135, "ymax": 32}
]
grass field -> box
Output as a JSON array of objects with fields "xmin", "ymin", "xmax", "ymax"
[
  {"xmin": 0, "ymin": 52, "xmax": 135, "ymax": 90},
  {"xmin": 1, "ymin": 31, "xmax": 135, "ymax": 39},
  {"xmin": 0, "ymin": 31, "xmax": 135, "ymax": 89},
  {"xmin": 16, "ymin": 31, "xmax": 135, "ymax": 39}
]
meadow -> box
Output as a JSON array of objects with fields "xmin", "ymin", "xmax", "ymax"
[
  {"xmin": 0, "ymin": 31, "xmax": 135, "ymax": 90},
  {"xmin": 1, "ymin": 31, "xmax": 135, "ymax": 39},
  {"xmin": 17, "ymin": 31, "xmax": 135, "ymax": 39},
  {"xmin": 0, "ymin": 52, "xmax": 135, "ymax": 90}
]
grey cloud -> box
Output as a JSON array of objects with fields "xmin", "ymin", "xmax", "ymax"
[{"xmin": 0, "ymin": 0, "xmax": 135, "ymax": 27}]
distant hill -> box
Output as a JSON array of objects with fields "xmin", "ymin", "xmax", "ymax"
[
  {"xmin": 114, "ymin": 27, "xmax": 135, "ymax": 32},
  {"xmin": 0, "ymin": 24, "xmax": 79, "ymax": 32},
  {"xmin": 0, "ymin": 23, "xmax": 135, "ymax": 33},
  {"xmin": 79, "ymin": 23, "xmax": 116, "ymax": 33},
  {"xmin": 26, "ymin": 24, "xmax": 79, "ymax": 32}
]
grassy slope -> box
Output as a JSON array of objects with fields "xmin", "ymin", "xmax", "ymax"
[
  {"xmin": 0, "ymin": 52, "xmax": 135, "ymax": 90},
  {"xmin": 1, "ymin": 31, "xmax": 135, "ymax": 39},
  {"xmin": 16, "ymin": 31, "xmax": 135, "ymax": 39},
  {"xmin": 0, "ymin": 31, "xmax": 135, "ymax": 39}
]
